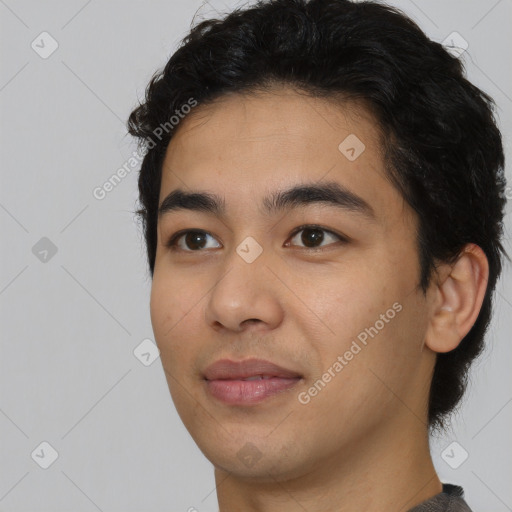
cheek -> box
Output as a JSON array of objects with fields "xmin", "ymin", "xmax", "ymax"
[
  {"xmin": 301, "ymin": 268, "xmax": 391, "ymax": 341},
  {"xmin": 311, "ymin": 255, "xmax": 422, "ymax": 366},
  {"xmin": 149, "ymin": 268, "xmax": 202, "ymax": 363},
  {"xmin": 149, "ymin": 271, "xmax": 204, "ymax": 418},
  {"xmin": 332, "ymin": 277, "xmax": 428, "ymax": 390}
]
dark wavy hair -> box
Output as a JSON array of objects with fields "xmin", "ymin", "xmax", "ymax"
[{"xmin": 127, "ymin": 0, "xmax": 508, "ymax": 430}]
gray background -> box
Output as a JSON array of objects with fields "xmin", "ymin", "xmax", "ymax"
[{"xmin": 0, "ymin": 1, "xmax": 511, "ymax": 511}]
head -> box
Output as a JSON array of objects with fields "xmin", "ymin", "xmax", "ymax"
[{"xmin": 127, "ymin": 0, "xmax": 507, "ymax": 477}]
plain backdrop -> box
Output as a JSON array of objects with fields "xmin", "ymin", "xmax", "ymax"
[{"xmin": 0, "ymin": 1, "xmax": 511, "ymax": 511}]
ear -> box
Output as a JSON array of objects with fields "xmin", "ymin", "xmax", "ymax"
[{"xmin": 425, "ymin": 243, "xmax": 489, "ymax": 353}]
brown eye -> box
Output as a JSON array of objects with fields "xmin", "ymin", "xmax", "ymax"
[
  {"xmin": 288, "ymin": 226, "xmax": 344, "ymax": 249},
  {"xmin": 167, "ymin": 230, "xmax": 221, "ymax": 251},
  {"xmin": 299, "ymin": 227, "xmax": 324, "ymax": 247},
  {"xmin": 183, "ymin": 231, "xmax": 207, "ymax": 250}
]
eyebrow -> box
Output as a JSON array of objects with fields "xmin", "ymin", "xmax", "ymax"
[{"xmin": 158, "ymin": 181, "xmax": 376, "ymax": 221}]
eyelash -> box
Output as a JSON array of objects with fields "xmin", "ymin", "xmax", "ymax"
[{"xmin": 165, "ymin": 224, "xmax": 348, "ymax": 253}]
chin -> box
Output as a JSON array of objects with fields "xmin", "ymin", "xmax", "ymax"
[{"xmin": 197, "ymin": 433, "xmax": 310, "ymax": 483}]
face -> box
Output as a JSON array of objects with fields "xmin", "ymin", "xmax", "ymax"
[{"xmin": 150, "ymin": 87, "xmax": 437, "ymax": 482}]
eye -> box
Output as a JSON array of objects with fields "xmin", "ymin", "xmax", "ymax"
[
  {"xmin": 285, "ymin": 225, "xmax": 346, "ymax": 249},
  {"xmin": 165, "ymin": 225, "xmax": 347, "ymax": 253},
  {"xmin": 166, "ymin": 229, "xmax": 221, "ymax": 252}
]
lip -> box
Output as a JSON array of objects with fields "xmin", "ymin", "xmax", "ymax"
[
  {"xmin": 204, "ymin": 358, "xmax": 302, "ymax": 380},
  {"xmin": 203, "ymin": 358, "xmax": 302, "ymax": 405}
]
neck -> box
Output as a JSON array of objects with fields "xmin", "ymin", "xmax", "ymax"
[{"xmin": 215, "ymin": 416, "xmax": 442, "ymax": 512}]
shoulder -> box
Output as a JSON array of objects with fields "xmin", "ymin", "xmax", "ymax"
[{"xmin": 407, "ymin": 483, "xmax": 473, "ymax": 512}]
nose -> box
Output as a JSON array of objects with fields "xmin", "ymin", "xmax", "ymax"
[{"xmin": 204, "ymin": 250, "xmax": 285, "ymax": 333}]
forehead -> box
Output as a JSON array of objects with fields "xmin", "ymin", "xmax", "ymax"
[{"xmin": 159, "ymin": 88, "xmax": 410, "ymax": 228}]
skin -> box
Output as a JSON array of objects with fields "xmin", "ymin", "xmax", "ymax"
[{"xmin": 149, "ymin": 86, "xmax": 489, "ymax": 512}]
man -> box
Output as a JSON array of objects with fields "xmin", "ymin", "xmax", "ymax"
[{"xmin": 127, "ymin": 0, "xmax": 507, "ymax": 510}]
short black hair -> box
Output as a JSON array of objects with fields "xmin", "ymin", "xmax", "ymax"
[{"xmin": 127, "ymin": 0, "xmax": 508, "ymax": 430}]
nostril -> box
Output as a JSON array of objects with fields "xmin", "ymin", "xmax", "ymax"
[{"xmin": 242, "ymin": 318, "xmax": 261, "ymax": 326}]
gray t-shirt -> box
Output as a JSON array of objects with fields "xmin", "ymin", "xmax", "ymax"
[{"xmin": 408, "ymin": 483, "xmax": 472, "ymax": 511}]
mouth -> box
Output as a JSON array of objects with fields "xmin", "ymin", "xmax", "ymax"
[{"xmin": 203, "ymin": 358, "xmax": 303, "ymax": 405}]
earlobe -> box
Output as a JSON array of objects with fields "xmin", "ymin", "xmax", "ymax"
[{"xmin": 425, "ymin": 243, "xmax": 489, "ymax": 354}]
